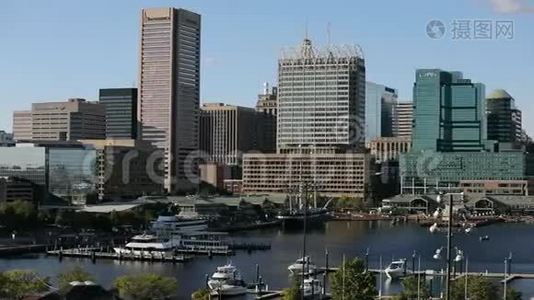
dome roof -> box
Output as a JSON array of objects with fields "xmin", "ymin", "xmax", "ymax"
[{"xmin": 487, "ymin": 89, "xmax": 512, "ymax": 100}]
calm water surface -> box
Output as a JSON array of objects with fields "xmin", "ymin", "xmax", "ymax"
[{"xmin": 2, "ymin": 221, "xmax": 534, "ymax": 299}]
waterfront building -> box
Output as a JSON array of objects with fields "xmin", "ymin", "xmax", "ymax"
[
  {"xmin": 486, "ymin": 89, "xmax": 522, "ymax": 148},
  {"xmin": 458, "ymin": 180, "xmax": 530, "ymax": 196},
  {"xmin": 200, "ymin": 103, "xmax": 276, "ymax": 166},
  {"xmin": 368, "ymin": 136, "xmax": 411, "ymax": 162},
  {"xmin": 138, "ymin": 7, "xmax": 201, "ymax": 194},
  {"xmin": 0, "ymin": 139, "xmax": 163, "ymax": 205},
  {"xmin": 383, "ymin": 193, "xmax": 534, "ymax": 215},
  {"xmin": 277, "ymin": 38, "xmax": 366, "ymax": 154},
  {"xmin": 79, "ymin": 139, "xmax": 164, "ymax": 201},
  {"xmin": 0, "ymin": 130, "xmax": 14, "ymax": 146},
  {"xmin": 0, "ymin": 177, "xmax": 35, "ymax": 203},
  {"xmin": 400, "ymin": 151, "xmax": 526, "ymax": 194},
  {"xmin": 255, "ymin": 83, "xmax": 278, "ymax": 116},
  {"xmin": 223, "ymin": 179, "xmax": 243, "ymax": 194},
  {"xmin": 365, "ymin": 82, "xmax": 397, "ymax": 142},
  {"xmin": 397, "ymin": 69, "xmax": 529, "ymax": 196},
  {"xmin": 12, "ymin": 110, "xmax": 33, "ymax": 141},
  {"xmin": 243, "ymin": 38, "xmax": 368, "ymax": 199},
  {"xmin": 412, "ymin": 69, "xmax": 488, "ymax": 152},
  {"xmin": 242, "ymin": 153, "xmax": 371, "ymax": 198},
  {"xmin": 99, "ymin": 88, "xmax": 138, "ymax": 139},
  {"xmin": 393, "ymin": 101, "xmax": 413, "ymax": 138},
  {"xmin": 0, "ymin": 143, "xmax": 96, "ymax": 205}
]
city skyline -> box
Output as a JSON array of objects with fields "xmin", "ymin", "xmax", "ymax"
[{"xmin": 1, "ymin": 0, "xmax": 533, "ymax": 134}]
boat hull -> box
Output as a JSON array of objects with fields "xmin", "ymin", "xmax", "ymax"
[{"xmin": 277, "ymin": 210, "xmax": 329, "ymax": 227}]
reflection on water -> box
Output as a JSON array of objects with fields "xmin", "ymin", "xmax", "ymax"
[{"xmin": 2, "ymin": 221, "xmax": 534, "ymax": 298}]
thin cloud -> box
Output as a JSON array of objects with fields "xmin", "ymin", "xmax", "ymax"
[
  {"xmin": 204, "ymin": 57, "xmax": 219, "ymax": 67},
  {"xmin": 488, "ymin": 0, "xmax": 534, "ymax": 13}
]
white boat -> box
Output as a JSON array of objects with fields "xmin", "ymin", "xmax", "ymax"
[
  {"xmin": 385, "ymin": 259, "xmax": 409, "ymax": 279},
  {"xmin": 288, "ymin": 256, "xmax": 317, "ymax": 275},
  {"xmin": 179, "ymin": 231, "xmax": 230, "ymax": 253},
  {"xmin": 113, "ymin": 234, "xmax": 174, "ymax": 257},
  {"xmin": 208, "ymin": 263, "xmax": 247, "ymax": 297},
  {"xmin": 301, "ymin": 277, "xmax": 323, "ymax": 297},
  {"xmin": 151, "ymin": 215, "xmax": 208, "ymax": 234}
]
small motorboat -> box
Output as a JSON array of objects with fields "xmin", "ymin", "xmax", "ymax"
[
  {"xmin": 385, "ymin": 259, "xmax": 410, "ymax": 279},
  {"xmin": 301, "ymin": 276, "xmax": 323, "ymax": 298},
  {"xmin": 479, "ymin": 235, "xmax": 490, "ymax": 241},
  {"xmin": 288, "ymin": 256, "xmax": 317, "ymax": 275},
  {"xmin": 207, "ymin": 263, "xmax": 247, "ymax": 297}
]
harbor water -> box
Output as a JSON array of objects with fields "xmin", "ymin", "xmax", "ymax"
[{"xmin": 1, "ymin": 220, "xmax": 534, "ymax": 299}]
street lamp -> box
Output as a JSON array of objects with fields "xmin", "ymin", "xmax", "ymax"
[{"xmin": 431, "ymin": 191, "xmax": 466, "ymax": 300}]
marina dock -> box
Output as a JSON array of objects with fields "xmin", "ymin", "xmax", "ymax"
[{"xmin": 46, "ymin": 248, "xmax": 190, "ymax": 263}]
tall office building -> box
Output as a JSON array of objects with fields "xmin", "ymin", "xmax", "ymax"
[
  {"xmin": 412, "ymin": 69, "xmax": 487, "ymax": 152},
  {"xmin": 200, "ymin": 103, "xmax": 275, "ymax": 166},
  {"xmin": 14, "ymin": 99, "xmax": 105, "ymax": 141},
  {"xmin": 12, "ymin": 110, "xmax": 33, "ymax": 141},
  {"xmin": 99, "ymin": 88, "xmax": 138, "ymax": 139},
  {"xmin": 393, "ymin": 101, "xmax": 413, "ymax": 138},
  {"xmin": 399, "ymin": 70, "xmax": 530, "ymax": 195},
  {"xmin": 486, "ymin": 89, "xmax": 522, "ymax": 146},
  {"xmin": 365, "ymin": 82, "xmax": 397, "ymax": 142},
  {"xmin": 243, "ymin": 39, "xmax": 370, "ymax": 199},
  {"xmin": 277, "ymin": 39, "xmax": 366, "ymax": 154},
  {"xmin": 255, "ymin": 82, "xmax": 278, "ymax": 116},
  {"xmin": 138, "ymin": 8, "xmax": 201, "ymax": 193}
]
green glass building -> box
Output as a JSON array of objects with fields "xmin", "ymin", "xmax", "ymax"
[
  {"xmin": 400, "ymin": 69, "xmax": 527, "ymax": 195},
  {"xmin": 412, "ymin": 69, "xmax": 488, "ymax": 152}
]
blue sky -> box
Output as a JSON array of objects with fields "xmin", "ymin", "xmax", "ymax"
[{"xmin": 1, "ymin": 0, "xmax": 533, "ymax": 133}]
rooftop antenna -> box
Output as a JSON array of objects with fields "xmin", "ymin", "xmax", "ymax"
[
  {"xmin": 305, "ymin": 17, "xmax": 309, "ymax": 40},
  {"xmin": 327, "ymin": 22, "xmax": 331, "ymax": 47}
]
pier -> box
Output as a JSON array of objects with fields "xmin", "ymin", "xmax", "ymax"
[{"xmin": 46, "ymin": 248, "xmax": 189, "ymax": 263}]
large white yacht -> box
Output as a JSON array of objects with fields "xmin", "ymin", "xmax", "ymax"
[
  {"xmin": 208, "ymin": 263, "xmax": 247, "ymax": 297},
  {"xmin": 288, "ymin": 256, "xmax": 317, "ymax": 275},
  {"xmin": 113, "ymin": 234, "xmax": 175, "ymax": 257},
  {"xmin": 151, "ymin": 214, "xmax": 208, "ymax": 234}
]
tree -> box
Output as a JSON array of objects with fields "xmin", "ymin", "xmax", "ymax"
[
  {"xmin": 113, "ymin": 273, "xmax": 177, "ymax": 300},
  {"xmin": 330, "ymin": 258, "xmax": 376, "ymax": 300},
  {"xmin": 282, "ymin": 279, "xmax": 301, "ymax": 300},
  {"xmin": 451, "ymin": 275, "xmax": 498, "ymax": 300},
  {"xmin": 507, "ymin": 288, "xmax": 522, "ymax": 300},
  {"xmin": 396, "ymin": 276, "xmax": 431, "ymax": 300},
  {"xmin": 0, "ymin": 269, "xmax": 50, "ymax": 299},
  {"xmin": 57, "ymin": 266, "xmax": 95, "ymax": 289},
  {"xmin": 191, "ymin": 288, "xmax": 210, "ymax": 300},
  {"xmin": 0, "ymin": 200, "xmax": 39, "ymax": 230}
]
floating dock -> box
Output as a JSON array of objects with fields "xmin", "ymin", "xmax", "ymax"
[{"xmin": 46, "ymin": 248, "xmax": 189, "ymax": 263}]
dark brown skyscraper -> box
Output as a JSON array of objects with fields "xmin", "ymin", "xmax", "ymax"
[{"xmin": 138, "ymin": 8, "xmax": 201, "ymax": 193}]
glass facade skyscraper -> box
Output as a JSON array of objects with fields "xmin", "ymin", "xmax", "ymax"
[
  {"xmin": 0, "ymin": 145, "xmax": 97, "ymax": 204},
  {"xmin": 99, "ymin": 88, "xmax": 138, "ymax": 139},
  {"xmin": 365, "ymin": 82, "xmax": 398, "ymax": 142},
  {"xmin": 486, "ymin": 89, "xmax": 522, "ymax": 146},
  {"xmin": 412, "ymin": 69, "xmax": 487, "ymax": 152}
]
